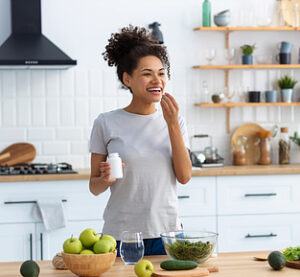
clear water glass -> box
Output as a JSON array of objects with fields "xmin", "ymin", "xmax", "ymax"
[
  {"xmin": 205, "ymin": 49, "xmax": 216, "ymax": 65},
  {"xmin": 120, "ymin": 231, "xmax": 144, "ymax": 265}
]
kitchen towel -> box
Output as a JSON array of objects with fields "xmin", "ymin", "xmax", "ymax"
[{"xmin": 36, "ymin": 198, "xmax": 66, "ymax": 231}]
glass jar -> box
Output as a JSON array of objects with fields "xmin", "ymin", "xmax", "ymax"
[
  {"xmin": 232, "ymin": 136, "xmax": 247, "ymax": 166},
  {"xmin": 258, "ymin": 137, "xmax": 272, "ymax": 165},
  {"xmin": 279, "ymin": 127, "xmax": 290, "ymax": 164}
]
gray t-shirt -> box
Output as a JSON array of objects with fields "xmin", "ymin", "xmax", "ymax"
[{"xmin": 89, "ymin": 108, "xmax": 189, "ymax": 240}]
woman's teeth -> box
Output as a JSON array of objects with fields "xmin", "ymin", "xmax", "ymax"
[{"xmin": 147, "ymin": 88, "xmax": 162, "ymax": 95}]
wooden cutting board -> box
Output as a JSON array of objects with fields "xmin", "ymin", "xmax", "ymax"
[
  {"xmin": 281, "ymin": 0, "xmax": 300, "ymax": 26},
  {"xmin": 286, "ymin": 260, "xmax": 300, "ymax": 269},
  {"xmin": 152, "ymin": 265, "xmax": 218, "ymax": 277},
  {"xmin": 253, "ymin": 254, "xmax": 300, "ymax": 269},
  {"xmin": 231, "ymin": 123, "xmax": 267, "ymax": 165},
  {"xmin": 152, "ymin": 268, "xmax": 210, "ymax": 277},
  {"xmin": 0, "ymin": 143, "xmax": 36, "ymax": 166}
]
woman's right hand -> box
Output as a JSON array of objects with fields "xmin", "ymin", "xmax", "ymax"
[{"xmin": 99, "ymin": 162, "xmax": 116, "ymax": 185}]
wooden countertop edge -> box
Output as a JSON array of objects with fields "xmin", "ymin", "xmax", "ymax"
[
  {"xmin": 1, "ymin": 165, "xmax": 300, "ymax": 182},
  {"xmin": 1, "ymin": 251, "xmax": 299, "ymax": 277},
  {"xmin": 192, "ymin": 164, "xmax": 300, "ymax": 176}
]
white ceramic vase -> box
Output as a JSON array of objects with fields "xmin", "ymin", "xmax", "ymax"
[{"xmin": 281, "ymin": 88, "xmax": 293, "ymax": 102}]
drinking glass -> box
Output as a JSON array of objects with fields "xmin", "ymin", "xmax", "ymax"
[
  {"xmin": 120, "ymin": 231, "xmax": 144, "ymax": 265},
  {"xmin": 225, "ymin": 48, "xmax": 235, "ymax": 64},
  {"xmin": 205, "ymin": 49, "xmax": 216, "ymax": 65},
  {"xmin": 224, "ymin": 86, "xmax": 235, "ymax": 102}
]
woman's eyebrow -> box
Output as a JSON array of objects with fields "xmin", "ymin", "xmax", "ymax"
[{"xmin": 141, "ymin": 68, "xmax": 165, "ymax": 72}]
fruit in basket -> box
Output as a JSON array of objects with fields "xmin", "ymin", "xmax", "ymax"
[
  {"xmin": 134, "ymin": 259, "xmax": 154, "ymax": 277},
  {"xmin": 93, "ymin": 238, "xmax": 114, "ymax": 254},
  {"xmin": 101, "ymin": 234, "xmax": 117, "ymax": 250},
  {"xmin": 80, "ymin": 249, "xmax": 94, "ymax": 255},
  {"xmin": 79, "ymin": 228, "xmax": 100, "ymax": 248},
  {"xmin": 268, "ymin": 251, "xmax": 286, "ymax": 270},
  {"xmin": 20, "ymin": 260, "xmax": 40, "ymax": 277},
  {"xmin": 63, "ymin": 236, "xmax": 83, "ymax": 254}
]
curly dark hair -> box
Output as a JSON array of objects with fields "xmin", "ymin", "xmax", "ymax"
[{"xmin": 102, "ymin": 25, "xmax": 170, "ymax": 89}]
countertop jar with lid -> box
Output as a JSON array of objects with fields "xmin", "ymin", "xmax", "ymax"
[
  {"xmin": 279, "ymin": 127, "xmax": 290, "ymax": 164},
  {"xmin": 257, "ymin": 130, "xmax": 272, "ymax": 165}
]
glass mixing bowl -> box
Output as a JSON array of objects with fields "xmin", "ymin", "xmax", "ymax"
[{"xmin": 160, "ymin": 231, "xmax": 218, "ymax": 264}]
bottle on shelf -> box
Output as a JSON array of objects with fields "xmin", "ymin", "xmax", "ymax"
[
  {"xmin": 279, "ymin": 127, "xmax": 290, "ymax": 164},
  {"xmin": 202, "ymin": 0, "xmax": 211, "ymax": 27},
  {"xmin": 202, "ymin": 80, "xmax": 210, "ymax": 102}
]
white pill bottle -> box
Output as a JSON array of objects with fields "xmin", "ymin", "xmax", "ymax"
[{"xmin": 107, "ymin": 153, "xmax": 123, "ymax": 179}]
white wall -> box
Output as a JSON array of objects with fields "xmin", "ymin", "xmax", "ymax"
[{"xmin": 0, "ymin": 0, "xmax": 300, "ymax": 168}]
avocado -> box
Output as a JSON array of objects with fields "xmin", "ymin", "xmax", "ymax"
[
  {"xmin": 267, "ymin": 251, "xmax": 286, "ymax": 270},
  {"xmin": 20, "ymin": 260, "xmax": 40, "ymax": 277},
  {"xmin": 160, "ymin": 259, "xmax": 198, "ymax": 270}
]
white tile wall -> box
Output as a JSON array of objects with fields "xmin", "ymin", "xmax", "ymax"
[{"xmin": 0, "ymin": 0, "xmax": 300, "ymax": 168}]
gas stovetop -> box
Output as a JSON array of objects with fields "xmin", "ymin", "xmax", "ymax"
[{"xmin": 0, "ymin": 163, "xmax": 77, "ymax": 175}]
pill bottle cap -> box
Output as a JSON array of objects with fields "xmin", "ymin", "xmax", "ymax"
[{"xmin": 108, "ymin": 153, "xmax": 120, "ymax": 158}]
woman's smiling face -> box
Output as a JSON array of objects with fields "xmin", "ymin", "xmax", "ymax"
[{"xmin": 123, "ymin": 55, "xmax": 166, "ymax": 103}]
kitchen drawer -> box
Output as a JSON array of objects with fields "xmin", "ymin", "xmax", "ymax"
[
  {"xmin": 218, "ymin": 214, "xmax": 300, "ymax": 252},
  {"xmin": 180, "ymin": 216, "xmax": 217, "ymax": 233},
  {"xmin": 177, "ymin": 177, "xmax": 216, "ymax": 217},
  {"xmin": 217, "ymin": 175, "xmax": 300, "ymax": 215},
  {"xmin": 0, "ymin": 181, "xmax": 109, "ymax": 223}
]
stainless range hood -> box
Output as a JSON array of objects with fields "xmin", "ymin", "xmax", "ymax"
[{"xmin": 0, "ymin": 0, "xmax": 77, "ymax": 69}]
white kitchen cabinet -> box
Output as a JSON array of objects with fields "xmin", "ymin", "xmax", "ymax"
[
  {"xmin": 0, "ymin": 180, "xmax": 108, "ymax": 262},
  {"xmin": 177, "ymin": 177, "xmax": 216, "ymax": 217},
  {"xmin": 217, "ymin": 175, "xmax": 300, "ymax": 215},
  {"xmin": 0, "ymin": 223, "xmax": 36, "ymax": 262},
  {"xmin": 36, "ymin": 220, "xmax": 104, "ymax": 260},
  {"xmin": 218, "ymin": 214, "xmax": 300, "ymax": 252},
  {"xmin": 180, "ymin": 216, "xmax": 217, "ymax": 232},
  {"xmin": 216, "ymin": 174, "xmax": 300, "ymax": 253}
]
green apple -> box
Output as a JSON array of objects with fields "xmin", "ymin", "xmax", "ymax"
[
  {"xmin": 80, "ymin": 249, "xmax": 94, "ymax": 255},
  {"xmin": 134, "ymin": 259, "xmax": 154, "ymax": 277},
  {"xmin": 79, "ymin": 228, "xmax": 100, "ymax": 248},
  {"xmin": 101, "ymin": 234, "xmax": 117, "ymax": 251},
  {"xmin": 63, "ymin": 236, "xmax": 83, "ymax": 254},
  {"xmin": 93, "ymin": 239, "xmax": 114, "ymax": 254}
]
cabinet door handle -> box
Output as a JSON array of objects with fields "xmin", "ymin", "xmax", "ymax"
[
  {"xmin": 4, "ymin": 199, "xmax": 67, "ymax": 204},
  {"xmin": 244, "ymin": 193, "xmax": 277, "ymax": 197},
  {"xmin": 40, "ymin": 233, "xmax": 43, "ymax": 261},
  {"xmin": 29, "ymin": 233, "xmax": 33, "ymax": 260},
  {"xmin": 245, "ymin": 233, "xmax": 277, "ymax": 238},
  {"xmin": 178, "ymin": 195, "xmax": 190, "ymax": 199}
]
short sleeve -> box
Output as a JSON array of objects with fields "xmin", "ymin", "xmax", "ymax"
[
  {"xmin": 89, "ymin": 115, "xmax": 107, "ymax": 154},
  {"xmin": 178, "ymin": 115, "xmax": 190, "ymax": 149}
]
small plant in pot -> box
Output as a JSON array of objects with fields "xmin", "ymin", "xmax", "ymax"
[
  {"xmin": 240, "ymin": 44, "xmax": 256, "ymax": 65},
  {"xmin": 277, "ymin": 75, "xmax": 297, "ymax": 103}
]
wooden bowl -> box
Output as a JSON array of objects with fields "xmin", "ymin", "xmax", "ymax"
[{"xmin": 62, "ymin": 251, "xmax": 116, "ymax": 277}]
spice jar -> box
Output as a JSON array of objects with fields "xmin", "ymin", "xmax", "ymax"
[
  {"xmin": 279, "ymin": 127, "xmax": 290, "ymax": 164},
  {"xmin": 258, "ymin": 137, "xmax": 272, "ymax": 165},
  {"xmin": 232, "ymin": 136, "xmax": 247, "ymax": 166}
]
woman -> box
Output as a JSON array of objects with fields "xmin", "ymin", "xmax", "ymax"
[{"xmin": 89, "ymin": 25, "xmax": 192, "ymax": 256}]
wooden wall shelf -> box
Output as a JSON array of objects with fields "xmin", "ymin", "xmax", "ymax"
[
  {"xmin": 193, "ymin": 26, "xmax": 300, "ymax": 32},
  {"xmin": 193, "ymin": 64, "xmax": 300, "ymax": 70},
  {"xmin": 195, "ymin": 102, "xmax": 300, "ymax": 108},
  {"xmin": 195, "ymin": 102, "xmax": 300, "ymax": 133},
  {"xmin": 193, "ymin": 26, "xmax": 300, "ymax": 133}
]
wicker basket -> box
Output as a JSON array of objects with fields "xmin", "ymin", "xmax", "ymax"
[{"xmin": 62, "ymin": 251, "xmax": 116, "ymax": 277}]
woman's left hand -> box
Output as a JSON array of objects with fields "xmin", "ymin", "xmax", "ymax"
[{"xmin": 160, "ymin": 92, "xmax": 179, "ymax": 126}]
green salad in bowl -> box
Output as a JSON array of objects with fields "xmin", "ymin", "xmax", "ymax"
[{"xmin": 160, "ymin": 231, "xmax": 217, "ymax": 264}]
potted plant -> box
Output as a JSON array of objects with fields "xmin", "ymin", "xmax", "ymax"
[
  {"xmin": 240, "ymin": 44, "xmax": 255, "ymax": 65},
  {"xmin": 277, "ymin": 75, "xmax": 297, "ymax": 102}
]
